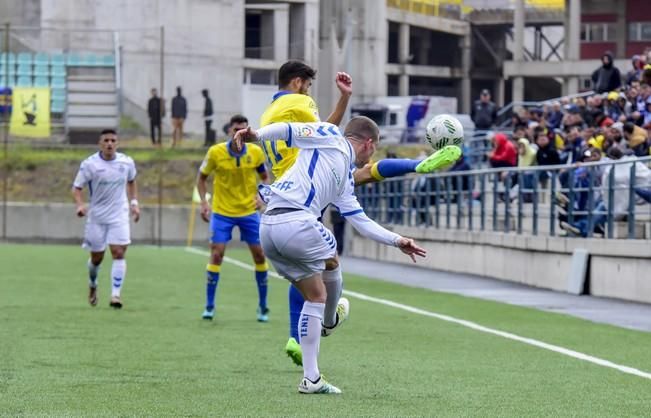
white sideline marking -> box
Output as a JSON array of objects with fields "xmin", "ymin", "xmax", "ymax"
[{"xmin": 185, "ymin": 246, "xmax": 651, "ymax": 381}]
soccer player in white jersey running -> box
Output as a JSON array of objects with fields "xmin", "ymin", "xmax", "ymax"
[
  {"xmin": 234, "ymin": 116, "xmax": 426, "ymax": 394},
  {"xmin": 72, "ymin": 129, "xmax": 140, "ymax": 309}
]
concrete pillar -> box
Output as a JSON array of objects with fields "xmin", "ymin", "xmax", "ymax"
[
  {"xmin": 273, "ymin": 6, "xmax": 289, "ymax": 62},
  {"xmin": 565, "ymin": 0, "xmax": 581, "ymax": 93},
  {"xmin": 494, "ymin": 77, "xmax": 505, "ymax": 108},
  {"xmin": 399, "ymin": 22, "xmax": 410, "ymax": 96},
  {"xmin": 512, "ymin": 0, "xmax": 525, "ymax": 103},
  {"xmin": 614, "ymin": 0, "xmax": 626, "ymax": 58},
  {"xmin": 460, "ymin": 33, "xmax": 471, "ymax": 114}
]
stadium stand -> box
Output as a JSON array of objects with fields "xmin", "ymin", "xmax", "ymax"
[{"xmin": 0, "ymin": 51, "xmax": 118, "ymax": 138}]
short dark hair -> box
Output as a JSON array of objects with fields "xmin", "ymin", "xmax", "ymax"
[
  {"xmin": 278, "ymin": 60, "xmax": 316, "ymax": 88},
  {"xmin": 100, "ymin": 129, "xmax": 117, "ymax": 136},
  {"xmin": 623, "ymin": 122, "xmax": 635, "ymax": 134},
  {"xmin": 344, "ymin": 116, "xmax": 380, "ymax": 143},
  {"xmin": 607, "ymin": 146, "xmax": 623, "ymax": 160},
  {"xmin": 229, "ymin": 114, "xmax": 248, "ymax": 126}
]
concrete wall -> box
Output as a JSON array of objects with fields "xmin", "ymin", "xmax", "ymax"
[
  {"xmin": 348, "ymin": 225, "xmax": 651, "ymax": 304},
  {"xmin": 4, "ymin": 202, "xmax": 210, "ymax": 246}
]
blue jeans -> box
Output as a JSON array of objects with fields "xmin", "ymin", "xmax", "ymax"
[{"xmin": 571, "ymin": 201, "xmax": 607, "ymax": 237}]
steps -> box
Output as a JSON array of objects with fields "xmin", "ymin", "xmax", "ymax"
[{"xmin": 66, "ymin": 71, "xmax": 118, "ymax": 143}]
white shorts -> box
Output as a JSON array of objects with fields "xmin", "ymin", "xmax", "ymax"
[
  {"xmin": 82, "ymin": 222, "xmax": 131, "ymax": 252},
  {"xmin": 260, "ymin": 211, "xmax": 337, "ymax": 281}
]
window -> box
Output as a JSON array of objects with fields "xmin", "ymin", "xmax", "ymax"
[
  {"xmin": 629, "ymin": 22, "xmax": 651, "ymax": 41},
  {"xmin": 580, "ymin": 23, "xmax": 616, "ymax": 42},
  {"xmin": 244, "ymin": 69, "xmax": 276, "ymax": 85}
]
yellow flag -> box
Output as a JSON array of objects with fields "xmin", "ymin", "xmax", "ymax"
[{"xmin": 10, "ymin": 87, "xmax": 51, "ymax": 138}]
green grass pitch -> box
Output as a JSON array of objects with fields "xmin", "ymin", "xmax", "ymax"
[{"xmin": 1, "ymin": 243, "xmax": 651, "ymax": 417}]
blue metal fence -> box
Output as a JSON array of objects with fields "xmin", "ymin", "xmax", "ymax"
[{"xmin": 357, "ymin": 156, "xmax": 651, "ymax": 239}]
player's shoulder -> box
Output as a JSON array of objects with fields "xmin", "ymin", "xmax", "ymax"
[{"xmin": 115, "ymin": 152, "xmax": 135, "ymax": 165}]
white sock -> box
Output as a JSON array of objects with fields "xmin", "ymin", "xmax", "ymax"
[
  {"xmin": 111, "ymin": 259, "xmax": 126, "ymax": 297},
  {"xmin": 88, "ymin": 259, "xmax": 100, "ymax": 288},
  {"xmin": 300, "ymin": 301, "xmax": 325, "ymax": 382},
  {"xmin": 322, "ymin": 267, "xmax": 343, "ymax": 328}
]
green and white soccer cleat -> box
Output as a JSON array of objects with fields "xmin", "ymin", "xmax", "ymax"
[
  {"xmin": 298, "ymin": 376, "xmax": 342, "ymax": 394},
  {"xmin": 285, "ymin": 337, "xmax": 303, "ymax": 366},
  {"xmin": 415, "ymin": 145, "xmax": 462, "ymax": 173},
  {"xmin": 322, "ymin": 297, "xmax": 350, "ymax": 337},
  {"xmin": 202, "ymin": 307, "xmax": 215, "ymax": 320}
]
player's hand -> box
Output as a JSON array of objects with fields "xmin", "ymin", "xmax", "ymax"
[
  {"xmin": 130, "ymin": 204, "xmax": 140, "ymax": 223},
  {"xmin": 396, "ymin": 237, "xmax": 427, "ymax": 263},
  {"xmin": 233, "ymin": 127, "xmax": 258, "ymax": 152},
  {"xmin": 200, "ymin": 201, "xmax": 211, "ymax": 223},
  {"xmin": 335, "ymin": 72, "xmax": 352, "ymax": 97},
  {"xmin": 76, "ymin": 204, "xmax": 87, "ymax": 218}
]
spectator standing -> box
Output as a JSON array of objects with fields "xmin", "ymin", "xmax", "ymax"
[
  {"xmin": 626, "ymin": 55, "xmax": 644, "ymax": 85},
  {"xmin": 147, "ymin": 88, "xmax": 163, "ymax": 146},
  {"xmin": 171, "ymin": 86, "xmax": 187, "ymax": 148},
  {"xmin": 591, "ymin": 52, "xmax": 622, "ymax": 93},
  {"xmin": 202, "ymin": 89, "xmax": 214, "ymax": 147},
  {"xmin": 471, "ymin": 89, "xmax": 498, "ymax": 130}
]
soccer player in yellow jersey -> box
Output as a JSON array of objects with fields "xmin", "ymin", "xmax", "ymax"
[
  {"xmin": 259, "ymin": 60, "xmax": 461, "ymax": 365},
  {"xmin": 196, "ymin": 115, "xmax": 271, "ymax": 322}
]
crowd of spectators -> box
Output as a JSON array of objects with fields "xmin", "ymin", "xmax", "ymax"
[{"xmin": 483, "ymin": 50, "xmax": 651, "ymax": 237}]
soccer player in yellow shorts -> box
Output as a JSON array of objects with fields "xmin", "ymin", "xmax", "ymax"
[
  {"xmin": 259, "ymin": 60, "xmax": 461, "ymax": 364},
  {"xmin": 196, "ymin": 115, "xmax": 271, "ymax": 322}
]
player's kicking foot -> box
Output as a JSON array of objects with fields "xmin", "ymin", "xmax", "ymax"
[
  {"xmin": 298, "ymin": 376, "xmax": 342, "ymax": 394},
  {"xmin": 109, "ymin": 296, "xmax": 122, "ymax": 309},
  {"xmin": 88, "ymin": 286, "xmax": 98, "ymax": 307},
  {"xmin": 322, "ymin": 297, "xmax": 350, "ymax": 337},
  {"xmin": 202, "ymin": 307, "xmax": 215, "ymax": 320},
  {"xmin": 256, "ymin": 306, "xmax": 269, "ymax": 322},
  {"xmin": 285, "ymin": 337, "xmax": 302, "ymax": 366},
  {"xmin": 415, "ymin": 145, "xmax": 462, "ymax": 173}
]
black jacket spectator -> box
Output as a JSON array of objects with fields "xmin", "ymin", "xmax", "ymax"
[
  {"xmin": 536, "ymin": 144, "xmax": 561, "ymax": 166},
  {"xmin": 471, "ymin": 90, "xmax": 498, "ymax": 129},
  {"xmin": 148, "ymin": 95, "xmax": 162, "ymax": 123},
  {"xmin": 591, "ymin": 52, "xmax": 622, "ymax": 93},
  {"xmin": 171, "ymin": 92, "xmax": 187, "ymax": 119}
]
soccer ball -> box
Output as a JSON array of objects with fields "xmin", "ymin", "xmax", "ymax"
[{"xmin": 424, "ymin": 114, "xmax": 464, "ymax": 151}]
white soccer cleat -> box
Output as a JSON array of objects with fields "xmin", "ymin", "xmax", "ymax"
[
  {"xmin": 298, "ymin": 376, "xmax": 342, "ymax": 394},
  {"xmin": 322, "ymin": 297, "xmax": 349, "ymax": 337}
]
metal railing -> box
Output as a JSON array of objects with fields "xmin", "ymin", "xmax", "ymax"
[
  {"xmin": 496, "ymin": 91, "xmax": 596, "ymax": 128},
  {"xmin": 357, "ymin": 156, "xmax": 651, "ymax": 239}
]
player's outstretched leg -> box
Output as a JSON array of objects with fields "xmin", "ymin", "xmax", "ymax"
[
  {"xmin": 321, "ymin": 266, "xmax": 349, "ymax": 337},
  {"xmin": 415, "ymin": 145, "xmax": 462, "ymax": 173},
  {"xmin": 109, "ymin": 245, "xmax": 127, "ymax": 309},
  {"xmin": 87, "ymin": 252, "xmax": 103, "ymax": 307},
  {"xmin": 286, "ymin": 284, "xmax": 305, "ymax": 365}
]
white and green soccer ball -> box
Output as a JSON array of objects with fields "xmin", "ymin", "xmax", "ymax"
[{"xmin": 425, "ymin": 114, "xmax": 464, "ymax": 151}]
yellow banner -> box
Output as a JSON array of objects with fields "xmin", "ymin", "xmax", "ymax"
[{"xmin": 10, "ymin": 87, "xmax": 51, "ymax": 138}]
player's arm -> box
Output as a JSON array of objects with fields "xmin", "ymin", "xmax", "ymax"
[
  {"xmin": 234, "ymin": 122, "xmax": 335, "ymax": 150},
  {"xmin": 72, "ymin": 187, "xmax": 86, "ymax": 217},
  {"xmin": 72, "ymin": 162, "xmax": 88, "ymax": 217},
  {"xmin": 127, "ymin": 180, "xmax": 140, "ymax": 223},
  {"xmin": 334, "ymin": 178, "xmax": 426, "ymax": 262},
  {"xmin": 125, "ymin": 158, "xmax": 140, "ymax": 223},
  {"xmin": 197, "ymin": 150, "xmax": 216, "ymax": 223},
  {"xmin": 325, "ymin": 72, "xmax": 352, "ymax": 126}
]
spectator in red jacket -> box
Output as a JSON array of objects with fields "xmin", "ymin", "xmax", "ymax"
[{"xmin": 488, "ymin": 133, "xmax": 518, "ymax": 168}]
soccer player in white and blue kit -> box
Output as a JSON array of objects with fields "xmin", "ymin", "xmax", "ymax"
[
  {"xmin": 72, "ymin": 129, "xmax": 140, "ymax": 309},
  {"xmin": 234, "ymin": 117, "xmax": 426, "ymax": 394}
]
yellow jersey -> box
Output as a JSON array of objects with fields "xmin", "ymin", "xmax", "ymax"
[
  {"xmin": 259, "ymin": 91, "xmax": 320, "ymax": 178},
  {"xmin": 199, "ymin": 142, "xmax": 266, "ymax": 217}
]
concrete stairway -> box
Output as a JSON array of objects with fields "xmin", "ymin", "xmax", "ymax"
[{"xmin": 67, "ymin": 70, "xmax": 118, "ymax": 143}]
